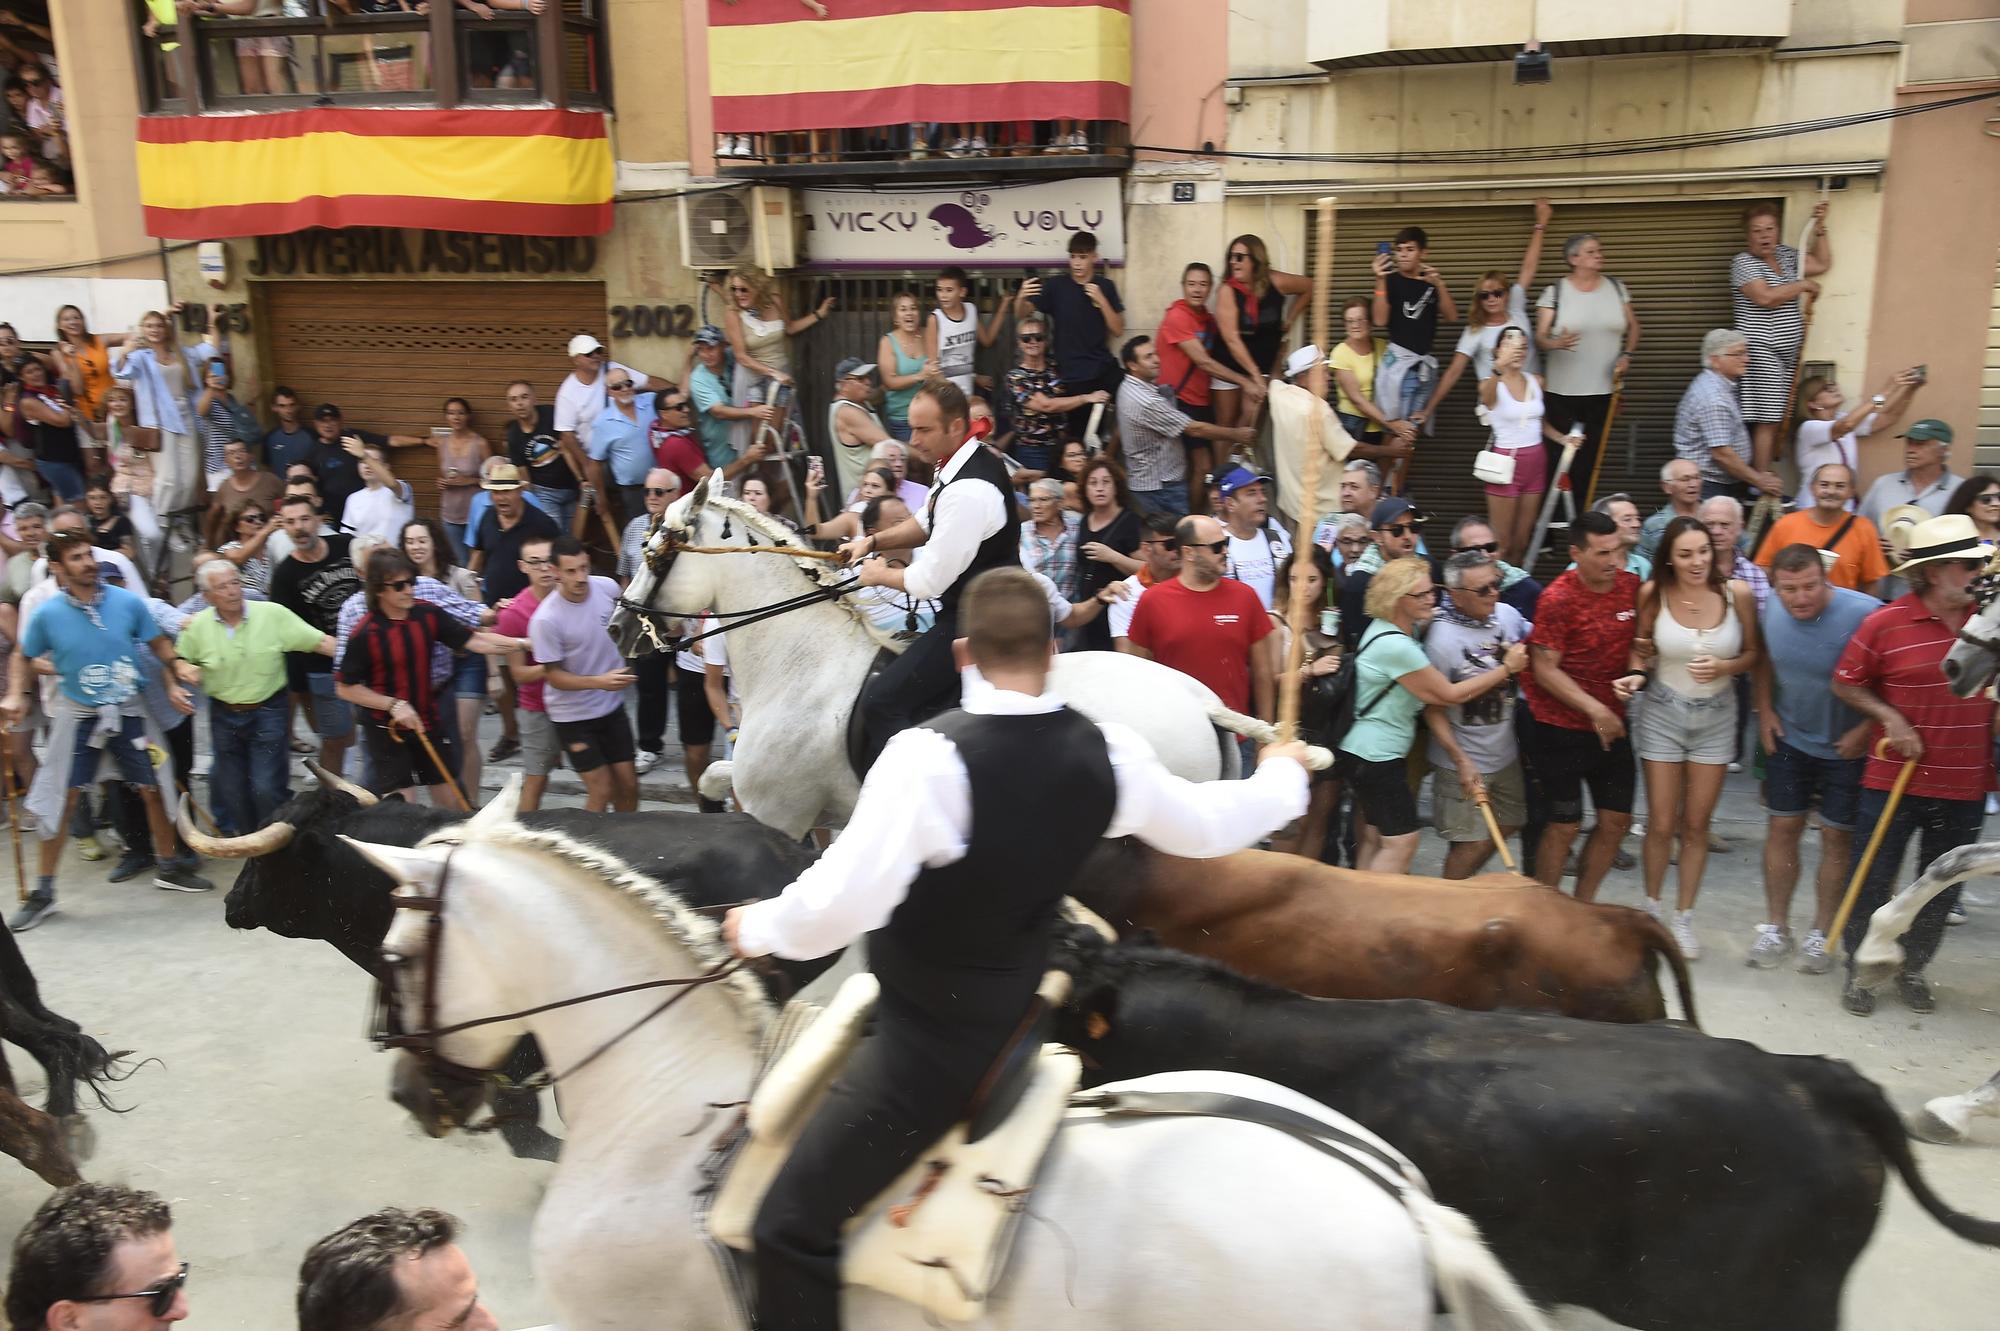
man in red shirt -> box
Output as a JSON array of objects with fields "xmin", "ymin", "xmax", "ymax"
[
  {"xmin": 1830, "ymin": 513, "xmax": 1998, "ymax": 1017},
  {"xmin": 1519, "ymin": 511, "xmax": 1645, "ymax": 899},
  {"xmin": 1157, "ymin": 262, "xmax": 1267, "ymax": 513},
  {"xmin": 1122, "ymin": 513, "xmax": 1274, "ymax": 774},
  {"xmin": 647, "ymin": 386, "xmax": 711, "ymax": 497}
]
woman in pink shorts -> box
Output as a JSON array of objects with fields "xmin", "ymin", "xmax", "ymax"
[{"xmin": 1478, "ymin": 326, "xmax": 1563, "ymax": 564}]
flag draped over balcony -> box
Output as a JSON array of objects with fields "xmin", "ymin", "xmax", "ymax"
[
  {"xmin": 135, "ymin": 108, "xmax": 614, "ymax": 240},
  {"xmin": 708, "ymin": 0, "xmax": 1131, "ymax": 132}
]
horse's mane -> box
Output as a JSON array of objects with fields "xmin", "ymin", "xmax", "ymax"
[
  {"xmin": 420, "ymin": 821, "xmax": 778, "ymax": 1038},
  {"xmin": 687, "ymin": 491, "xmax": 905, "ymax": 652}
]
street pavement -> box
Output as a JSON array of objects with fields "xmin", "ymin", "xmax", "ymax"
[{"xmin": 0, "ymin": 725, "xmax": 1993, "ymax": 1328}]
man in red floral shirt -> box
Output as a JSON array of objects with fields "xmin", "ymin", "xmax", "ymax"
[{"xmin": 1830, "ymin": 513, "xmax": 1998, "ymax": 1017}]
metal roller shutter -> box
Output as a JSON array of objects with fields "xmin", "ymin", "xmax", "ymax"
[
  {"xmin": 261, "ymin": 280, "xmax": 608, "ymax": 518},
  {"xmin": 1304, "ymin": 199, "xmax": 1766, "ymax": 571},
  {"xmin": 1980, "ymin": 254, "xmax": 2000, "ymax": 473}
]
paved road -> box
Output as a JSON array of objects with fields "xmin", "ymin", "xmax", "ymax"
[{"xmin": 0, "ymin": 744, "xmax": 1993, "ymax": 1328}]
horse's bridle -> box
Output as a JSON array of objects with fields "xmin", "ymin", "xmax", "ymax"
[
  {"xmin": 614, "ymin": 508, "xmax": 859, "ymax": 657},
  {"xmin": 370, "ymin": 846, "xmax": 745, "ymax": 1128}
]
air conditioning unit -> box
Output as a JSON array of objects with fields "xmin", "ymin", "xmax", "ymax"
[{"xmin": 679, "ymin": 185, "xmax": 800, "ymax": 274}]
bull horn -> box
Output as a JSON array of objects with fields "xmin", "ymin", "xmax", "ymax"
[
  {"xmin": 176, "ymin": 794, "xmax": 294, "ymax": 860},
  {"xmin": 307, "ymin": 760, "xmax": 379, "ymax": 807}
]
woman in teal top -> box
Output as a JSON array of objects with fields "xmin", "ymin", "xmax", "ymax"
[
  {"xmin": 876, "ymin": 290, "xmax": 932, "ymax": 442},
  {"xmin": 1339, "ymin": 555, "xmax": 1526, "ymax": 873}
]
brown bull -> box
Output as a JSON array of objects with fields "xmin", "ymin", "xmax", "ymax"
[{"xmin": 1071, "ymin": 839, "xmax": 1698, "ymax": 1025}]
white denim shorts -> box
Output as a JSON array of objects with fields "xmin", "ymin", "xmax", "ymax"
[{"xmin": 1632, "ymin": 682, "xmax": 1737, "ymax": 765}]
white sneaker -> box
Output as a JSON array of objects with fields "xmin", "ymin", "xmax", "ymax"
[
  {"xmin": 1797, "ymin": 929, "xmax": 1833, "ymax": 974},
  {"xmin": 1069, "ymin": 131, "xmax": 1090, "ymax": 153},
  {"xmin": 1672, "ymin": 909, "xmax": 1702, "ymax": 961},
  {"xmin": 968, "ymin": 135, "xmax": 989, "ymax": 156},
  {"xmin": 946, "ymin": 137, "xmax": 969, "ymax": 158},
  {"xmin": 632, "ymin": 750, "xmax": 661, "ymax": 775},
  {"xmin": 1745, "ymin": 923, "xmax": 1790, "ymax": 969}
]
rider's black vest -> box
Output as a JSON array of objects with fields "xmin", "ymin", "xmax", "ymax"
[
  {"xmin": 927, "ymin": 443, "xmax": 1021, "ymax": 620},
  {"xmin": 868, "ymin": 706, "xmax": 1116, "ymax": 1027}
]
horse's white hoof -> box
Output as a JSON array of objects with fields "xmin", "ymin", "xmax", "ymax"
[
  {"xmin": 1302, "ymin": 745, "xmax": 1334, "ymax": 771},
  {"xmin": 697, "ymin": 762, "xmax": 735, "ymax": 802},
  {"xmin": 1909, "ymin": 1098, "xmax": 1972, "ymax": 1144}
]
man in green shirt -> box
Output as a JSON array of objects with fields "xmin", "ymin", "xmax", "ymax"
[{"xmin": 177, "ymin": 559, "xmax": 334, "ymax": 836}]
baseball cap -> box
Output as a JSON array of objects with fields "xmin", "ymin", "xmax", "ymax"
[
  {"xmin": 482, "ymin": 461, "xmax": 526, "ymax": 491},
  {"xmin": 692, "ymin": 325, "xmax": 726, "ymax": 348},
  {"xmin": 1285, "ymin": 344, "xmax": 1325, "ymax": 379},
  {"xmin": 1370, "ymin": 496, "xmax": 1427, "ymax": 529},
  {"xmin": 1215, "ymin": 466, "xmax": 1272, "ymax": 499},
  {"xmin": 1900, "ymin": 419, "xmax": 1953, "ymax": 444},
  {"xmin": 567, "ymin": 333, "xmax": 605, "ymax": 358},
  {"xmin": 313, "ymin": 403, "xmax": 342, "ymax": 421},
  {"xmin": 834, "ymin": 357, "xmax": 877, "ymax": 386},
  {"xmin": 96, "ymin": 560, "xmax": 123, "ymax": 582}
]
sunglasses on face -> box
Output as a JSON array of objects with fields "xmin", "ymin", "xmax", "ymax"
[
  {"xmin": 75, "ymin": 1262, "xmax": 187, "ymax": 1318},
  {"xmin": 1460, "ymin": 582, "xmax": 1501, "ymax": 598},
  {"xmin": 1379, "ymin": 523, "xmax": 1421, "ymax": 537},
  {"xmin": 521, "ymin": 556, "xmax": 553, "ymax": 567},
  {"xmin": 1976, "ymin": 494, "xmax": 2000, "ymax": 505},
  {"xmin": 1018, "ymin": 333, "xmax": 1046, "ymax": 343},
  {"xmin": 645, "ymin": 486, "xmax": 674, "ymax": 496},
  {"xmin": 1455, "ymin": 541, "xmax": 1500, "ymax": 554},
  {"xmin": 1182, "ymin": 539, "xmax": 1229, "ymax": 554},
  {"xmin": 383, "ymin": 578, "xmax": 415, "ymax": 592},
  {"xmin": 1228, "ymin": 252, "xmax": 1250, "ymax": 262},
  {"xmin": 608, "ymin": 381, "xmax": 633, "ymax": 391},
  {"xmin": 1478, "ymin": 289, "xmax": 1506, "ymax": 300},
  {"xmin": 729, "ymin": 285, "xmax": 751, "ymax": 294}
]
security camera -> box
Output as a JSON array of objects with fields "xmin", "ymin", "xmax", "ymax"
[{"xmin": 1514, "ymin": 40, "xmax": 1551, "ymax": 86}]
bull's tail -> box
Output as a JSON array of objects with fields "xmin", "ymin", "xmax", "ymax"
[
  {"xmin": 1404, "ymin": 1190, "xmax": 1557, "ymax": 1331},
  {"xmin": 1826, "ymin": 1061, "xmax": 2000, "ymax": 1246},
  {"xmin": 1203, "ymin": 705, "xmax": 1335, "ymax": 771},
  {"xmin": 1636, "ymin": 911, "xmax": 1701, "ymax": 1029}
]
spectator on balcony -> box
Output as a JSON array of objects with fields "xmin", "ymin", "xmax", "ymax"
[
  {"xmin": 1015, "ymin": 233, "xmax": 1125, "ymax": 437},
  {"xmin": 113, "ymin": 306, "xmax": 223, "ymax": 517},
  {"xmin": 1214, "ymin": 234, "xmax": 1310, "ymax": 433},
  {"xmin": 720, "ymin": 265, "xmax": 835, "ymax": 461},
  {"xmin": 1423, "ymin": 199, "xmax": 1550, "ymax": 431},
  {"xmin": 926, "ymin": 267, "xmax": 1004, "ymax": 399},
  {"xmin": 1157, "ymin": 261, "xmax": 1264, "ymax": 511},
  {"xmin": 50, "ymin": 305, "xmax": 111, "ymax": 432},
  {"xmin": 1004, "ymin": 316, "xmax": 1102, "ymax": 476},
  {"xmin": 204, "ymin": 1, "xmax": 302, "ymax": 96},
  {"xmin": 876, "ymin": 290, "xmax": 934, "ymax": 444},
  {"xmin": 1535, "ymin": 213, "xmax": 1641, "ymax": 507},
  {"xmin": 1733, "ymin": 200, "xmax": 1830, "ymax": 475}
]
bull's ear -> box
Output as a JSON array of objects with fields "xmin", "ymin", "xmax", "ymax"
[{"xmin": 340, "ymin": 837, "xmax": 451, "ymax": 893}]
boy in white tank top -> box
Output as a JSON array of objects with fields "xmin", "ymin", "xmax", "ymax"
[{"xmin": 926, "ymin": 265, "xmax": 1003, "ymax": 396}]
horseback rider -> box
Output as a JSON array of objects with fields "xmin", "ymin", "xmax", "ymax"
[
  {"xmin": 839, "ymin": 377, "xmax": 1017, "ymax": 770},
  {"xmin": 723, "ymin": 566, "xmax": 1311, "ymax": 1331}
]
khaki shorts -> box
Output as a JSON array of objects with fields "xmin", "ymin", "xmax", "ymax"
[
  {"xmin": 1432, "ymin": 760, "xmax": 1527, "ymax": 842},
  {"xmin": 519, "ymin": 708, "xmax": 563, "ymax": 778}
]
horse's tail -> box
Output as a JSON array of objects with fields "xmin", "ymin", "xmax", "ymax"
[
  {"xmin": 697, "ymin": 761, "xmax": 735, "ymax": 803},
  {"xmin": 1203, "ymin": 705, "xmax": 1335, "ymax": 771},
  {"xmin": 1403, "ymin": 1190, "xmax": 1557, "ymax": 1331}
]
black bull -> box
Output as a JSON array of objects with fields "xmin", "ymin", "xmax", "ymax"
[
  {"xmin": 220, "ymin": 787, "xmax": 820, "ymax": 1159},
  {"xmin": 1051, "ymin": 929, "xmax": 2000, "ymax": 1331}
]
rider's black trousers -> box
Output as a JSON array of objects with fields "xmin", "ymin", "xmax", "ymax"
[{"xmin": 858, "ymin": 616, "xmax": 959, "ymax": 773}]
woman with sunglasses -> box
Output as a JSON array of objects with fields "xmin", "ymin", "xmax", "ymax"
[
  {"xmin": 1535, "ymin": 209, "xmax": 1642, "ymax": 506},
  {"xmin": 50, "ymin": 304, "xmax": 112, "ymax": 431},
  {"xmin": 717, "ymin": 264, "xmax": 834, "ymax": 461},
  {"xmin": 1213, "ymin": 234, "xmax": 1312, "ymax": 431},
  {"xmin": 1793, "ymin": 368, "xmax": 1921, "ymax": 507},
  {"xmin": 217, "ymin": 502, "xmax": 281, "ymax": 593},
  {"xmin": 1944, "ymin": 473, "xmax": 2000, "ymax": 549},
  {"xmin": 1478, "ymin": 327, "xmax": 1566, "ymax": 567},
  {"xmin": 1419, "ymin": 199, "xmax": 1550, "ymax": 431},
  {"xmin": 1002, "ymin": 315, "xmax": 1103, "ymax": 476},
  {"xmin": 403, "ymin": 516, "xmax": 489, "ymax": 801}
]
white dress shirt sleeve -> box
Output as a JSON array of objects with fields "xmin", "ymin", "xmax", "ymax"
[
  {"xmin": 902, "ymin": 477, "xmax": 1005, "ymax": 601},
  {"xmin": 734, "ymin": 727, "xmax": 973, "ymax": 960},
  {"xmin": 1101, "ymin": 721, "xmax": 1308, "ymax": 856}
]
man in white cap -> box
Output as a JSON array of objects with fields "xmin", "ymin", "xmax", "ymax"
[
  {"xmin": 1114, "ymin": 335, "xmax": 1254, "ymax": 521},
  {"xmin": 1829, "ymin": 512, "xmax": 1998, "ymax": 1018},
  {"xmin": 553, "ymin": 334, "xmax": 667, "ymax": 516},
  {"xmin": 826, "ymin": 357, "xmax": 888, "ymax": 497}
]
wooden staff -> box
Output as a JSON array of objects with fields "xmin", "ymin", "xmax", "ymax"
[
  {"xmin": 1278, "ymin": 197, "xmax": 1337, "ymax": 743},
  {"xmin": 0, "ymin": 737, "xmax": 23, "ymax": 905},
  {"xmin": 1475, "ymin": 789, "xmax": 1516, "ymax": 871},
  {"xmin": 575, "ymin": 485, "xmax": 626, "ymax": 557},
  {"xmin": 1577, "ymin": 373, "xmax": 1626, "ymax": 511},
  {"xmin": 1772, "ymin": 188, "xmax": 1828, "ymax": 467},
  {"xmin": 393, "ymin": 723, "xmax": 472, "ymax": 812},
  {"xmin": 1827, "ymin": 737, "xmax": 1917, "ymax": 954}
]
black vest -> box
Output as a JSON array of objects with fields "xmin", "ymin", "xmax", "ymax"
[
  {"xmin": 868, "ymin": 707, "xmax": 1117, "ymax": 1027},
  {"xmin": 927, "ymin": 443, "xmax": 1021, "ymax": 620}
]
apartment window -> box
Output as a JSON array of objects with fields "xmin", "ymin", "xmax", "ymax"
[{"xmin": 1, "ymin": 2, "xmax": 74, "ymax": 200}]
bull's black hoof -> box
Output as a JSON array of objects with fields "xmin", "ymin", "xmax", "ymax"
[
  {"xmin": 503, "ymin": 1125, "xmax": 563, "ymax": 1163},
  {"xmin": 1840, "ymin": 979, "xmax": 1876, "ymax": 1017}
]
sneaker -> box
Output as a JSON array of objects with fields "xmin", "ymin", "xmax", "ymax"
[
  {"xmin": 1611, "ymin": 847, "xmax": 1636, "ymax": 872},
  {"xmin": 487, "ymin": 735, "xmax": 521, "ymax": 764},
  {"xmin": 1706, "ymin": 831, "xmax": 1730, "ymax": 853},
  {"xmin": 8, "ymin": 895, "xmax": 53, "ymax": 932},
  {"xmin": 289, "ymin": 737, "xmax": 315, "ymax": 754},
  {"xmin": 73, "ymin": 835, "xmax": 104, "ymax": 862},
  {"xmin": 945, "ymin": 137, "xmax": 969, "ymax": 158},
  {"xmin": 1841, "ymin": 977, "xmax": 1876, "ymax": 1017},
  {"xmin": 1745, "ymin": 923, "xmax": 1789, "ymax": 969},
  {"xmin": 1986, "ymin": 793, "xmax": 1998, "ymax": 816},
  {"xmin": 1797, "ymin": 930, "xmax": 1833, "ymax": 975},
  {"xmin": 1895, "ymin": 971, "xmax": 1936, "ymax": 1014},
  {"xmin": 1947, "ymin": 903, "xmax": 1969, "ymax": 926},
  {"xmin": 1672, "ymin": 909, "xmax": 1702, "ymax": 961},
  {"xmin": 968, "ymin": 135, "xmax": 989, "ymax": 156},
  {"xmin": 1727, "ymin": 761, "xmax": 1744, "ymax": 774},
  {"xmin": 1640, "ymin": 895, "xmax": 1663, "ymax": 922},
  {"xmin": 107, "ymin": 852, "xmax": 157, "ymax": 885},
  {"xmin": 153, "ymin": 862, "xmax": 214, "ymax": 893},
  {"xmin": 633, "ymin": 750, "xmax": 661, "ymax": 775}
]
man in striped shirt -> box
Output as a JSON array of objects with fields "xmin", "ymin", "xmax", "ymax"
[{"xmin": 1830, "ymin": 513, "xmax": 1998, "ymax": 1018}]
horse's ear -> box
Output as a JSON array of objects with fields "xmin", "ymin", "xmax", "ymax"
[
  {"xmin": 691, "ymin": 471, "xmax": 712, "ymax": 509},
  {"xmin": 341, "ymin": 837, "xmax": 450, "ymax": 893}
]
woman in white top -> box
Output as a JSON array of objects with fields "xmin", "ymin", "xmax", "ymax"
[
  {"xmin": 109, "ymin": 307, "xmax": 221, "ymax": 516},
  {"xmin": 1535, "ymin": 219, "xmax": 1641, "ymax": 507},
  {"xmin": 1791, "ymin": 368, "xmax": 1920, "ymax": 506},
  {"xmin": 1628, "ymin": 515, "xmax": 1760, "ymax": 961},
  {"xmin": 1476, "ymin": 327, "xmax": 1565, "ymax": 567},
  {"xmin": 1419, "ymin": 198, "xmax": 1550, "ymax": 430},
  {"xmin": 719, "ymin": 265, "xmax": 835, "ymax": 458}
]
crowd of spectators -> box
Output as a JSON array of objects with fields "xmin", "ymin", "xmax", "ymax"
[{"xmin": 0, "ymin": 9, "xmax": 67, "ymax": 199}]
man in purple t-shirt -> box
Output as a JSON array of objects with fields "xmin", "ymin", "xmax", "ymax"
[
  {"xmin": 528, "ymin": 535, "xmax": 638, "ymax": 811},
  {"xmin": 496, "ymin": 533, "xmax": 560, "ymax": 811}
]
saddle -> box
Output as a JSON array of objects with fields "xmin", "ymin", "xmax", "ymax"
[{"xmin": 708, "ymin": 973, "xmax": 1081, "ymax": 1323}]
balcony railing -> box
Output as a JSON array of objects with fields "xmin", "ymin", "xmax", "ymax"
[
  {"xmin": 715, "ymin": 119, "xmax": 1130, "ymax": 179},
  {"xmin": 133, "ymin": 1, "xmax": 607, "ymax": 114}
]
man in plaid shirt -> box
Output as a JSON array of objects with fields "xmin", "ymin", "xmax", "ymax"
[
  {"xmin": 1674, "ymin": 329, "xmax": 1783, "ymax": 502},
  {"xmin": 1114, "ymin": 335, "xmax": 1252, "ymax": 520}
]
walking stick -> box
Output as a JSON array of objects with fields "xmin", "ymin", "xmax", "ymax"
[
  {"xmin": 0, "ymin": 737, "xmax": 24, "ymax": 905},
  {"xmin": 1278, "ymin": 197, "xmax": 1338, "ymax": 745},
  {"xmin": 1826, "ymin": 738, "xmax": 1917, "ymax": 954},
  {"xmin": 392, "ymin": 723, "xmax": 472, "ymax": 812},
  {"xmin": 1771, "ymin": 190, "xmax": 1827, "ymax": 468},
  {"xmin": 1578, "ymin": 374, "xmax": 1626, "ymax": 511},
  {"xmin": 1475, "ymin": 789, "xmax": 1516, "ymax": 871}
]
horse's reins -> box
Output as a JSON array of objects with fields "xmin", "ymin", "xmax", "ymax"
[
  {"xmin": 374, "ymin": 847, "xmax": 747, "ymax": 1116},
  {"xmin": 617, "ymin": 512, "xmax": 864, "ymax": 655}
]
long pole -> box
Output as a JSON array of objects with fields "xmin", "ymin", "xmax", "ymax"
[
  {"xmin": 1278, "ymin": 197, "xmax": 1337, "ymax": 743},
  {"xmin": 0, "ymin": 738, "xmax": 23, "ymax": 905},
  {"xmin": 1828, "ymin": 738, "xmax": 1916, "ymax": 954},
  {"xmin": 1578, "ymin": 374, "xmax": 1625, "ymax": 511},
  {"xmin": 1772, "ymin": 187, "xmax": 1828, "ymax": 467},
  {"xmin": 1476, "ymin": 791, "xmax": 1516, "ymax": 871}
]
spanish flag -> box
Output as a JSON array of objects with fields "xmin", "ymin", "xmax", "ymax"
[
  {"xmin": 136, "ymin": 108, "xmax": 614, "ymax": 240},
  {"xmin": 709, "ymin": 0, "xmax": 1131, "ymax": 133}
]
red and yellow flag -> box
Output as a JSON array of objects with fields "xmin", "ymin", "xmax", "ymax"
[
  {"xmin": 708, "ymin": 0, "xmax": 1131, "ymax": 133},
  {"xmin": 136, "ymin": 108, "xmax": 614, "ymax": 240}
]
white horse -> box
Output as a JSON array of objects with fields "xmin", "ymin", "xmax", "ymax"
[
  {"xmin": 608, "ymin": 481, "xmax": 1298, "ymax": 837},
  {"xmin": 1851, "ymin": 840, "xmax": 1999, "ymax": 989},
  {"xmin": 1909, "ymin": 1070, "xmax": 2000, "ymax": 1144},
  {"xmin": 1940, "ymin": 591, "xmax": 2000, "ymax": 697},
  {"xmin": 351, "ymin": 785, "xmax": 1553, "ymax": 1331}
]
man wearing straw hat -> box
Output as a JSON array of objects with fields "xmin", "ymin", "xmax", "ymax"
[{"xmin": 1828, "ymin": 512, "xmax": 1998, "ymax": 1017}]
